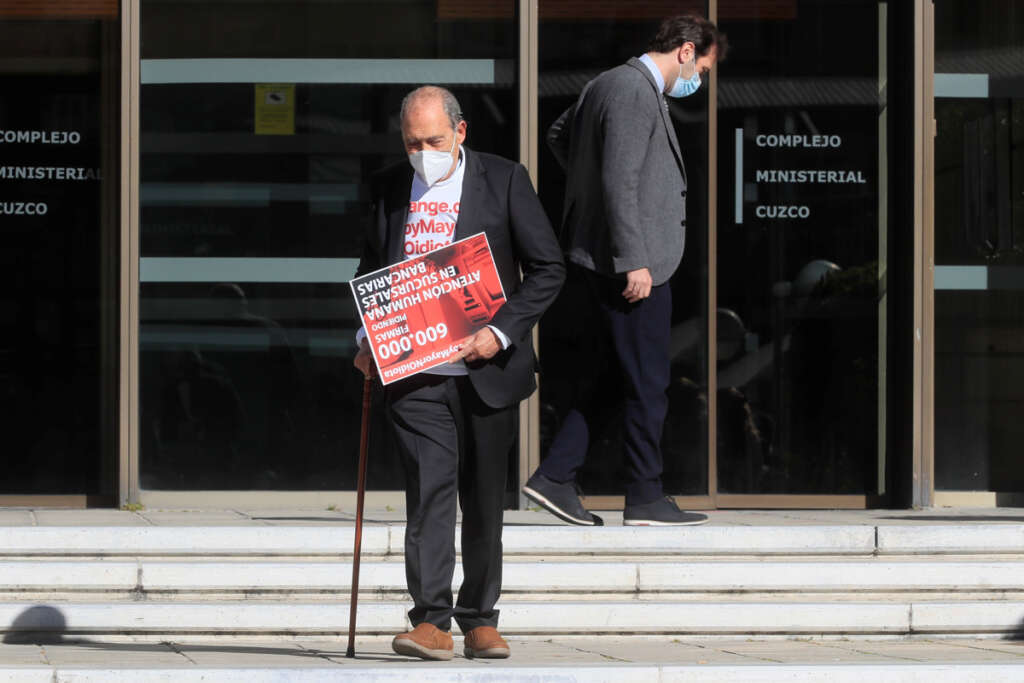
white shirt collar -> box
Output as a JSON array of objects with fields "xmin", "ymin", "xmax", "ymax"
[{"xmin": 638, "ymin": 53, "xmax": 666, "ymax": 94}]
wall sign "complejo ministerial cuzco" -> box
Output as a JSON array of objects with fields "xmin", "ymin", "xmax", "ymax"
[
  {"xmin": 0, "ymin": 128, "xmax": 98, "ymax": 217},
  {"xmin": 734, "ymin": 129, "xmax": 870, "ymax": 223}
]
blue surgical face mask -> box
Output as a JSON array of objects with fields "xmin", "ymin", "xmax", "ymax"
[{"xmin": 667, "ymin": 57, "xmax": 701, "ymax": 98}]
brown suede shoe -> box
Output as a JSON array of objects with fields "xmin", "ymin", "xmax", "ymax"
[
  {"xmin": 391, "ymin": 623, "xmax": 454, "ymax": 661},
  {"xmin": 463, "ymin": 625, "xmax": 511, "ymax": 659}
]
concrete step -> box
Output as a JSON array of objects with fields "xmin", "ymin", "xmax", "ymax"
[
  {"xmin": 2, "ymin": 600, "xmax": 1024, "ymax": 636},
  {"xmin": 1, "ymin": 559, "xmax": 1024, "ymax": 595},
  {"xmin": 3, "ymin": 523, "xmax": 1023, "ymax": 556},
  {"xmin": 3, "ymin": 663, "xmax": 1024, "ymax": 682},
  {"xmin": 2, "ymin": 523, "xmax": 1021, "ymax": 640},
  {"xmin": 4, "ymin": 637, "xmax": 1024, "ymax": 682}
]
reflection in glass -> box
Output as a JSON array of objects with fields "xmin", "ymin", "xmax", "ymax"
[{"xmin": 139, "ymin": 0, "xmax": 517, "ymax": 490}]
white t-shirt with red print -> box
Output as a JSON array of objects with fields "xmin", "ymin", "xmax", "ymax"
[{"xmin": 403, "ymin": 148, "xmax": 464, "ymax": 258}]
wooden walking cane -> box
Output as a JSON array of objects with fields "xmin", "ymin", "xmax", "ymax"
[{"xmin": 346, "ymin": 375, "xmax": 373, "ymax": 658}]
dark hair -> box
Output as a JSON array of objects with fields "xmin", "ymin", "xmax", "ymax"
[{"xmin": 647, "ymin": 14, "xmax": 728, "ymax": 60}]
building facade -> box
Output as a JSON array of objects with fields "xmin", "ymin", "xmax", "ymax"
[{"xmin": 1, "ymin": 0, "xmax": 1021, "ymax": 509}]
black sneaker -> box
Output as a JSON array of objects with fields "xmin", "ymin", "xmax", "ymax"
[
  {"xmin": 623, "ymin": 497, "xmax": 708, "ymax": 526},
  {"xmin": 522, "ymin": 472, "xmax": 604, "ymax": 526}
]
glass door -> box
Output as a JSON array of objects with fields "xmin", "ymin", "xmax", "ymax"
[
  {"xmin": 714, "ymin": 0, "xmax": 913, "ymax": 505},
  {"xmin": 536, "ymin": 2, "xmax": 712, "ymax": 508},
  {"xmin": 534, "ymin": 1, "xmax": 918, "ymax": 510},
  {"xmin": 137, "ymin": 0, "xmax": 519, "ymax": 496},
  {"xmin": 0, "ymin": 3, "xmax": 120, "ymax": 503},
  {"xmin": 933, "ymin": 0, "xmax": 1024, "ymax": 503}
]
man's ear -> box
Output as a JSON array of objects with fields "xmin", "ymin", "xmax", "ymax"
[{"xmin": 678, "ymin": 41, "xmax": 695, "ymax": 63}]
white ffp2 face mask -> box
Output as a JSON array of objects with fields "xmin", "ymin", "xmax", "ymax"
[{"xmin": 409, "ymin": 134, "xmax": 458, "ymax": 186}]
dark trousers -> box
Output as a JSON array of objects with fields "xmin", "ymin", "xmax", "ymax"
[
  {"xmin": 538, "ymin": 268, "xmax": 671, "ymax": 505},
  {"xmin": 386, "ymin": 373, "xmax": 513, "ymax": 633}
]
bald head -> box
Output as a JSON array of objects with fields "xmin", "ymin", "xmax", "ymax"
[{"xmin": 400, "ymin": 86, "xmax": 464, "ymax": 131}]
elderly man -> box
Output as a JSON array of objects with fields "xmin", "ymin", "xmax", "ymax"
[
  {"xmin": 524, "ymin": 15, "xmax": 726, "ymax": 527},
  {"xmin": 354, "ymin": 86, "xmax": 564, "ymax": 660}
]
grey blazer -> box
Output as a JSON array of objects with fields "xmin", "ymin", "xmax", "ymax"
[{"xmin": 547, "ymin": 57, "xmax": 687, "ymax": 286}]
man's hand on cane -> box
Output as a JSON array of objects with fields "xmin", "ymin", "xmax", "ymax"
[{"xmin": 354, "ymin": 338, "xmax": 377, "ymax": 378}]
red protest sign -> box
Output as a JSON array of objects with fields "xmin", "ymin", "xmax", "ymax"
[{"xmin": 350, "ymin": 232, "xmax": 507, "ymax": 385}]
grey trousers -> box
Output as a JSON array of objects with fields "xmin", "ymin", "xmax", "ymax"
[{"xmin": 386, "ymin": 373, "xmax": 514, "ymax": 633}]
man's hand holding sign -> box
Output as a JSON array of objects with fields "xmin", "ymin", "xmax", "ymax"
[{"xmin": 450, "ymin": 327, "xmax": 501, "ymax": 364}]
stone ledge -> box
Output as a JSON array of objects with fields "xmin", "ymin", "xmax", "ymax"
[
  {"xmin": 0, "ymin": 525, "xmax": 879, "ymax": 556},
  {"xmin": 1, "ymin": 523, "xmax": 1022, "ymax": 557},
  {"xmin": 2, "ymin": 664, "xmax": 1024, "ymax": 682},
  {"xmin": 0, "ymin": 601, "xmax": 917, "ymax": 635},
  {"xmin": 877, "ymin": 526, "xmax": 1024, "ymax": 554},
  {"xmin": 3, "ymin": 559, "xmax": 1024, "ymax": 594}
]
